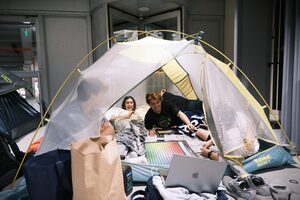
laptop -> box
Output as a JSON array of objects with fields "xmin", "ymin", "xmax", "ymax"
[{"xmin": 165, "ymin": 154, "xmax": 227, "ymax": 194}]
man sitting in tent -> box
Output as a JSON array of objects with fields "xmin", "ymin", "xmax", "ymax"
[
  {"xmin": 38, "ymin": 78, "xmax": 114, "ymax": 154},
  {"xmin": 160, "ymin": 89, "xmax": 208, "ymax": 137},
  {"xmin": 144, "ymin": 92, "xmax": 209, "ymax": 140}
]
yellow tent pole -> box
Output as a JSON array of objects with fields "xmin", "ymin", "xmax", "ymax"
[
  {"xmin": 10, "ymin": 34, "xmax": 127, "ymax": 187},
  {"xmin": 198, "ymin": 40, "xmax": 298, "ymax": 151},
  {"xmin": 123, "ymin": 30, "xmax": 299, "ymax": 162},
  {"xmin": 13, "ymin": 30, "xmax": 184, "ymax": 187},
  {"xmin": 12, "ymin": 30, "xmax": 299, "ymax": 188},
  {"xmin": 113, "ymin": 29, "xmax": 300, "ymax": 163}
]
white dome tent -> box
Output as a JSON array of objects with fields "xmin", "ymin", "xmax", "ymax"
[{"xmin": 16, "ymin": 31, "xmax": 298, "ymax": 183}]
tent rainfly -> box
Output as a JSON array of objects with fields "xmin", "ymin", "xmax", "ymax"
[
  {"xmin": 37, "ymin": 36, "xmax": 296, "ymax": 172},
  {"xmin": 0, "ymin": 68, "xmax": 41, "ymax": 140}
]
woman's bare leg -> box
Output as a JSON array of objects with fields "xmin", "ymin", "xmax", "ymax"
[
  {"xmin": 196, "ymin": 128, "xmax": 210, "ymax": 141},
  {"xmin": 203, "ymin": 139, "xmax": 214, "ymax": 148}
]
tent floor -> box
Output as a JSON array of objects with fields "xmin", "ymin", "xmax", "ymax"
[{"xmin": 15, "ymin": 129, "xmax": 300, "ymax": 199}]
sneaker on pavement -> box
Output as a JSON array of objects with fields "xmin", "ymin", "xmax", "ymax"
[
  {"xmin": 246, "ymin": 175, "xmax": 273, "ymax": 200},
  {"xmin": 223, "ymin": 176, "xmax": 257, "ymax": 200}
]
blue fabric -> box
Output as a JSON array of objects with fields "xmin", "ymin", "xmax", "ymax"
[
  {"xmin": 162, "ymin": 92, "xmax": 203, "ymax": 115},
  {"xmin": 23, "ymin": 149, "xmax": 72, "ymax": 200},
  {"xmin": 131, "ymin": 176, "xmax": 163, "ymax": 200},
  {"xmin": 144, "ymin": 176, "xmax": 164, "ymax": 200},
  {"xmin": 177, "ymin": 111, "xmax": 206, "ymax": 137},
  {"xmin": 243, "ymin": 145, "xmax": 296, "ymax": 173},
  {"xmin": 217, "ymin": 190, "xmax": 228, "ymax": 200},
  {"xmin": 124, "ymin": 161, "xmax": 168, "ymax": 182},
  {"xmin": 0, "ymin": 177, "xmax": 29, "ymax": 200}
]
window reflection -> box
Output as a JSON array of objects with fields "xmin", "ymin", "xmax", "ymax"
[{"xmin": 0, "ymin": 16, "xmax": 40, "ymax": 107}]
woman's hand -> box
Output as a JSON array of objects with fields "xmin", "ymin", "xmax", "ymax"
[
  {"xmin": 126, "ymin": 111, "xmax": 134, "ymax": 118},
  {"xmin": 148, "ymin": 129, "xmax": 156, "ymax": 136}
]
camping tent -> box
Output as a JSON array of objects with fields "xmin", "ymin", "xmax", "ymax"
[
  {"xmin": 37, "ymin": 35, "xmax": 296, "ymax": 171},
  {"xmin": 0, "ymin": 68, "xmax": 41, "ymax": 140}
]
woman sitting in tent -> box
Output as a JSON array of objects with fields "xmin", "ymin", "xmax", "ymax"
[
  {"xmin": 144, "ymin": 91, "xmax": 209, "ymax": 141},
  {"xmin": 108, "ymin": 96, "xmax": 143, "ymax": 121},
  {"xmin": 105, "ymin": 96, "xmax": 148, "ymax": 157}
]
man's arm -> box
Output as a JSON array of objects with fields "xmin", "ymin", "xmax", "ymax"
[
  {"xmin": 177, "ymin": 111, "xmax": 195, "ymax": 131},
  {"xmin": 144, "ymin": 111, "xmax": 156, "ymax": 136}
]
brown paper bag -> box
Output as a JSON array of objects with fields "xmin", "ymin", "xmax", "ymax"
[{"xmin": 71, "ymin": 135, "xmax": 126, "ymax": 200}]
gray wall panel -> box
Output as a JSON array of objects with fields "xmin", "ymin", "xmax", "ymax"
[
  {"xmin": 237, "ymin": 0, "xmax": 273, "ymax": 106},
  {"xmin": 43, "ymin": 15, "xmax": 91, "ymax": 110}
]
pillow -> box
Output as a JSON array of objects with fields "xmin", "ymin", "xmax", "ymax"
[
  {"xmin": 104, "ymin": 107, "xmax": 128, "ymax": 120},
  {"xmin": 135, "ymin": 105, "xmax": 150, "ymax": 120}
]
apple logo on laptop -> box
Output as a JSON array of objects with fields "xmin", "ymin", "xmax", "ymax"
[{"xmin": 192, "ymin": 171, "xmax": 199, "ymax": 179}]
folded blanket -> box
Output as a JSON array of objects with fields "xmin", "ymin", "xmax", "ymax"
[{"xmin": 113, "ymin": 119, "xmax": 148, "ymax": 155}]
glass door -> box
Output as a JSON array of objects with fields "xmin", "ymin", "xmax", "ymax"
[
  {"xmin": 108, "ymin": 7, "xmax": 182, "ymax": 95},
  {"xmin": 108, "ymin": 7, "xmax": 140, "ymax": 46},
  {"xmin": 108, "ymin": 7, "xmax": 182, "ymax": 43},
  {"xmin": 142, "ymin": 9, "xmax": 182, "ymax": 40}
]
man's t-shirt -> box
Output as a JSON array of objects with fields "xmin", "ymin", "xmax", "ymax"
[{"xmin": 144, "ymin": 100, "xmax": 180, "ymax": 129}]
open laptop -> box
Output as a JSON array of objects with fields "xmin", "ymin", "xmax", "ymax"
[{"xmin": 165, "ymin": 154, "xmax": 227, "ymax": 194}]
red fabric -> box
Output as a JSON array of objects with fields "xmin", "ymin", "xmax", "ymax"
[{"xmin": 28, "ymin": 137, "xmax": 43, "ymax": 153}]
